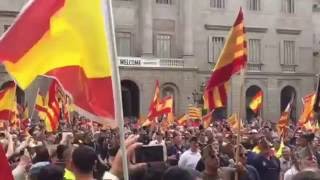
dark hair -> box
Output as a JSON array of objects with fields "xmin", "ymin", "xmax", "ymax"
[
  {"xmin": 162, "ymin": 167, "xmax": 194, "ymax": 180},
  {"xmin": 37, "ymin": 164, "xmax": 64, "ymax": 180},
  {"xmin": 56, "ymin": 144, "xmax": 67, "ymax": 160},
  {"xmin": 189, "ymin": 136, "xmax": 198, "ymax": 143},
  {"xmin": 72, "ymin": 145, "xmax": 97, "ymax": 174},
  {"xmin": 33, "ymin": 146, "xmax": 50, "ymax": 164}
]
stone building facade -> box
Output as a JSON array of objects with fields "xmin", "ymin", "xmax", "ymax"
[{"xmin": 0, "ymin": 0, "xmax": 319, "ymax": 123}]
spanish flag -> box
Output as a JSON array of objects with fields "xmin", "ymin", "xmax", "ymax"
[
  {"xmin": 0, "ymin": 0, "xmax": 115, "ymax": 126},
  {"xmin": 35, "ymin": 93, "xmax": 59, "ymax": 132},
  {"xmin": 298, "ymin": 93, "xmax": 316, "ymax": 126},
  {"xmin": 148, "ymin": 80, "xmax": 161, "ymax": 119},
  {"xmin": 149, "ymin": 96, "xmax": 173, "ymax": 118},
  {"xmin": 228, "ymin": 113, "xmax": 243, "ymax": 132},
  {"xmin": 0, "ymin": 82, "xmax": 17, "ymax": 121},
  {"xmin": 203, "ymin": 9, "xmax": 247, "ymax": 110},
  {"xmin": 249, "ymin": 91, "xmax": 263, "ymax": 114}
]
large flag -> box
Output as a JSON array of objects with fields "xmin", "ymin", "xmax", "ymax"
[
  {"xmin": 249, "ymin": 90, "xmax": 263, "ymax": 114},
  {"xmin": 0, "ymin": 146, "xmax": 13, "ymax": 180},
  {"xmin": 0, "ymin": 0, "xmax": 115, "ymax": 126},
  {"xmin": 148, "ymin": 80, "xmax": 161, "ymax": 119},
  {"xmin": 149, "ymin": 96, "xmax": 173, "ymax": 119},
  {"xmin": 203, "ymin": 9, "xmax": 247, "ymax": 110},
  {"xmin": 35, "ymin": 93, "xmax": 59, "ymax": 132},
  {"xmin": 277, "ymin": 94, "xmax": 294, "ymax": 136},
  {"xmin": 0, "ymin": 82, "xmax": 17, "ymax": 121},
  {"xmin": 187, "ymin": 106, "xmax": 202, "ymax": 119},
  {"xmin": 298, "ymin": 93, "xmax": 316, "ymax": 126}
]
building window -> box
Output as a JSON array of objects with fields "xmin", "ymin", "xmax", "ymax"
[
  {"xmin": 209, "ymin": 36, "xmax": 225, "ymax": 63},
  {"xmin": 210, "ymin": 0, "xmax": 225, "ymax": 8},
  {"xmin": 282, "ymin": 0, "xmax": 294, "ymax": 14},
  {"xmin": 116, "ymin": 32, "xmax": 132, "ymax": 56},
  {"xmin": 156, "ymin": 34, "xmax": 171, "ymax": 58},
  {"xmin": 280, "ymin": 40, "xmax": 295, "ymax": 65},
  {"xmin": 248, "ymin": 0, "xmax": 261, "ymax": 11},
  {"xmin": 156, "ymin": 0, "xmax": 172, "ymax": 5},
  {"xmin": 248, "ymin": 39, "xmax": 261, "ymax": 64}
]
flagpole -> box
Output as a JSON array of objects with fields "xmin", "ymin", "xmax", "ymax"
[{"xmin": 105, "ymin": 0, "xmax": 129, "ymax": 180}]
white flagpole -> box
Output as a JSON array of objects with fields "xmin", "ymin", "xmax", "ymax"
[{"xmin": 105, "ymin": 0, "xmax": 129, "ymax": 180}]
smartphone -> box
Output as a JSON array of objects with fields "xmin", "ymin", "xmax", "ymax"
[{"xmin": 135, "ymin": 145, "xmax": 164, "ymax": 163}]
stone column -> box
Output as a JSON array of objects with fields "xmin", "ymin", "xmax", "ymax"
[
  {"xmin": 182, "ymin": 0, "xmax": 194, "ymax": 67},
  {"xmin": 141, "ymin": 0, "xmax": 153, "ymax": 57},
  {"xmin": 267, "ymin": 78, "xmax": 280, "ymax": 123}
]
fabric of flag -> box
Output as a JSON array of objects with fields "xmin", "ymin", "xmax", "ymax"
[
  {"xmin": 0, "ymin": 82, "xmax": 17, "ymax": 121},
  {"xmin": 227, "ymin": 113, "xmax": 243, "ymax": 132},
  {"xmin": 0, "ymin": 145, "xmax": 13, "ymax": 180},
  {"xmin": 203, "ymin": 9, "xmax": 247, "ymax": 110},
  {"xmin": 249, "ymin": 90, "xmax": 263, "ymax": 114},
  {"xmin": 21, "ymin": 105, "xmax": 30, "ymax": 130},
  {"xmin": 202, "ymin": 110, "xmax": 214, "ymax": 129},
  {"xmin": 0, "ymin": 0, "xmax": 115, "ymax": 126},
  {"xmin": 149, "ymin": 96, "xmax": 173, "ymax": 118},
  {"xmin": 314, "ymin": 76, "xmax": 320, "ymax": 113},
  {"xmin": 177, "ymin": 114, "xmax": 188, "ymax": 126},
  {"xmin": 187, "ymin": 106, "xmax": 202, "ymax": 119},
  {"xmin": 35, "ymin": 93, "xmax": 59, "ymax": 132},
  {"xmin": 298, "ymin": 93, "xmax": 315, "ymax": 126},
  {"xmin": 277, "ymin": 94, "xmax": 294, "ymax": 136},
  {"xmin": 148, "ymin": 80, "xmax": 161, "ymax": 119}
]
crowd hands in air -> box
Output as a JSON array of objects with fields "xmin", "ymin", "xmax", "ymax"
[{"xmin": 2, "ymin": 115, "xmax": 320, "ymax": 180}]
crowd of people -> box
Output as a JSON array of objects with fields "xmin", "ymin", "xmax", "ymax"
[{"xmin": 1, "ymin": 114, "xmax": 320, "ymax": 180}]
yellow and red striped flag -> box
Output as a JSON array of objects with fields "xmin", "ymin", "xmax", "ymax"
[
  {"xmin": 148, "ymin": 80, "xmax": 161, "ymax": 119},
  {"xmin": 150, "ymin": 96, "xmax": 173, "ymax": 118},
  {"xmin": 35, "ymin": 92, "xmax": 59, "ymax": 132},
  {"xmin": 188, "ymin": 106, "xmax": 202, "ymax": 119},
  {"xmin": 203, "ymin": 9, "xmax": 247, "ymax": 110},
  {"xmin": 277, "ymin": 94, "xmax": 294, "ymax": 136},
  {"xmin": 0, "ymin": 0, "xmax": 115, "ymax": 127},
  {"xmin": 249, "ymin": 90, "xmax": 263, "ymax": 114},
  {"xmin": 0, "ymin": 82, "xmax": 17, "ymax": 122},
  {"xmin": 227, "ymin": 113, "xmax": 243, "ymax": 132},
  {"xmin": 298, "ymin": 93, "xmax": 316, "ymax": 127}
]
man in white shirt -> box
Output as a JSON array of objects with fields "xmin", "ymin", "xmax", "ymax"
[{"xmin": 178, "ymin": 136, "xmax": 201, "ymax": 170}]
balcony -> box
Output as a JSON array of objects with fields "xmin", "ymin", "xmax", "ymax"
[
  {"xmin": 118, "ymin": 56, "xmax": 184, "ymax": 68},
  {"xmin": 247, "ymin": 63, "xmax": 263, "ymax": 72},
  {"xmin": 281, "ymin": 64, "xmax": 297, "ymax": 72}
]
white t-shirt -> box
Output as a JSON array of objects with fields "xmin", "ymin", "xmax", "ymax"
[
  {"xmin": 284, "ymin": 166, "xmax": 299, "ymax": 180},
  {"xmin": 178, "ymin": 149, "xmax": 201, "ymax": 170}
]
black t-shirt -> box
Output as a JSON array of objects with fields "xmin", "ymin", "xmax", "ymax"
[
  {"xmin": 251, "ymin": 154, "xmax": 280, "ymax": 180},
  {"xmin": 167, "ymin": 144, "xmax": 185, "ymax": 166}
]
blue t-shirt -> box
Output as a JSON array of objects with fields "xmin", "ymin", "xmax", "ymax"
[{"xmin": 251, "ymin": 154, "xmax": 280, "ymax": 180}]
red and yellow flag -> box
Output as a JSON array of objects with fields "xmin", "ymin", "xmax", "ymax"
[
  {"xmin": 0, "ymin": 0, "xmax": 115, "ymax": 126},
  {"xmin": 0, "ymin": 82, "xmax": 17, "ymax": 121},
  {"xmin": 228, "ymin": 113, "xmax": 243, "ymax": 132},
  {"xmin": 249, "ymin": 91, "xmax": 263, "ymax": 114},
  {"xmin": 177, "ymin": 114, "xmax": 188, "ymax": 126},
  {"xmin": 149, "ymin": 96, "xmax": 173, "ymax": 118},
  {"xmin": 35, "ymin": 92, "xmax": 59, "ymax": 132},
  {"xmin": 148, "ymin": 80, "xmax": 161, "ymax": 119},
  {"xmin": 188, "ymin": 106, "xmax": 202, "ymax": 120},
  {"xmin": 203, "ymin": 9, "xmax": 247, "ymax": 110},
  {"xmin": 277, "ymin": 95, "xmax": 294, "ymax": 136},
  {"xmin": 298, "ymin": 93, "xmax": 316, "ymax": 126}
]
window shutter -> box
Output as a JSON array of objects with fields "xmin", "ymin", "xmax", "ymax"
[
  {"xmin": 279, "ymin": 40, "xmax": 284, "ymax": 65},
  {"xmin": 208, "ymin": 36, "xmax": 214, "ymax": 63}
]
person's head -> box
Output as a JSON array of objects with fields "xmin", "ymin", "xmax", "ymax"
[
  {"xmin": 63, "ymin": 146, "xmax": 74, "ymax": 170},
  {"xmin": 172, "ymin": 131, "xmax": 182, "ymax": 145},
  {"xmin": 205, "ymin": 128, "xmax": 213, "ymax": 141},
  {"xmin": 71, "ymin": 145, "xmax": 97, "ymax": 176},
  {"xmin": 189, "ymin": 136, "xmax": 199, "ymax": 152},
  {"xmin": 282, "ymin": 146, "xmax": 291, "ymax": 161},
  {"xmin": 259, "ymin": 138, "xmax": 271, "ymax": 156},
  {"xmin": 56, "ymin": 144, "xmax": 67, "ymax": 161},
  {"xmin": 202, "ymin": 144, "xmax": 220, "ymax": 173},
  {"xmin": 162, "ymin": 167, "xmax": 195, "ymax": 180},
  {"xmin": 292, "ymin": 170, "xmax": 320, "ymax": 180},
  {"xmin": 156, "ymin": 132, "xmax": 164, "ymax": 142},
  {"xmin": 33, "ymin": 146, "xmax": 50, "ymax": 164},
  {"xmin": 37, "ymin": 164, "xmax": 64, "ymax": 180}
]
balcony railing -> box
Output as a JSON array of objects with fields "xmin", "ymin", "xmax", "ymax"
[
  {"xmin": 281, "ymin": 64, "xmax": 297, "ymax": 72},
  {"xmin": 247, "ymin": 63, "xmax": 263, "ymax": 71},
  {"xmin": 118, "ymin": 56, "xmax": 184, "ymax": 68}
]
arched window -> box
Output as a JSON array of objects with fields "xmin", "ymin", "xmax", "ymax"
[
  {"xmin": 161, "ymin": 83, "xmax": 178, "ymax": 114},
  {"xmin": 281, "ymin": 86, "xmax": 296, "ymax": 121},
  {"xmin": 246, "ymin": 85, "xmax": 263, "ymax": 123},
  {"xmin": 121, "ymin": 80, "xmax": 139, "ymax": 119}
]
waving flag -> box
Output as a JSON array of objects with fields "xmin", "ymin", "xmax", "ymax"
[
  {"xmin": 299, "ymin": 93, "xmax": 316, "ymax": 126},
  {"xmin": 203, "ymin": 9, "xmax": 247, "ymax": 110},
  {"xmin": 277, "ymin": 94, "xmax": 294, "ymax": 136},
  {"xmin": 0, "ymin": 82, "xmax": 17, "ymax": 121},
  {"xmin": 0, "ymin": 0, "xmax": 115, "ymax": 126},
  {"xmin": 0, "ymin": 146, "xmax": 13, "ymax": 180},
  {"xmin": 148, "ymin": 80, "xmax": 161, "ymax": 119},
  {"xmin": 249, "ymin": 90, "xmax": 263, "ymax": 114},
  {"xmin": 188, "ymin": 106, "xmax": 202, "ymax": 119}
]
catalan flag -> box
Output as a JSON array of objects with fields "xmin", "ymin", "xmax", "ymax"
[
  {"xmin": 0, "ymin": 82, "xmax": 17, "ymax": 121},
  {"xmin": 188, "ymin": 106, "xmax": 202, "ymax": 119},
  {"xmin": 0, "ymin": 0, "xmax": 115, "ymax": 126},
  {"xmin": 148, "ymin": 80, "xmax": 161, "ymax": 119},
  {"xmin": 277, "ymin": 94, "xmax": 294, "ymax": 136},
  {"xmin": 35, "ymin": 92, "xmax": 59, "ymax": 132},
  {"xmin": 298, "ymin": 93, "xmax": 316, "ymax": 126},
  {"xmin": 203, "ymin": 9, "xmax": 247, "ymax": 110},
  {"xmin": 249, "ymin": 90, "xmax": 263, "ymax": 114}
]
